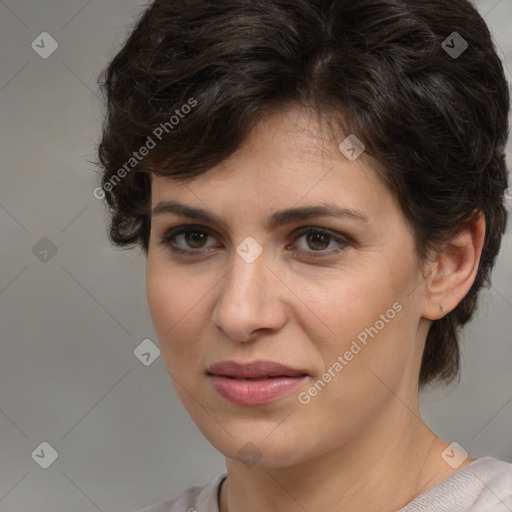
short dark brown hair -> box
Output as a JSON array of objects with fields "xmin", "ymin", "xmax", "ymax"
[{"xmin": 97, "ymin": 0, "xmax": 510, "ymax": 388}]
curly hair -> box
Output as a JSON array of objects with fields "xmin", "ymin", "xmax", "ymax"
[{"xmin": 97, "ymin": 0, "xmax": 510, "ymax": 388}]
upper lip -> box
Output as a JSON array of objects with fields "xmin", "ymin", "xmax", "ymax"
[{"xmin": 207, "ymin": 360, "xmax": 308, "ymax": 379}]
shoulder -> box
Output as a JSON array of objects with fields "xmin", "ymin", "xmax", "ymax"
[
  {"xmin": 400, "ymin": 456, "xmax": 512, "ymax": 512},
  {"xmin": 469, "ymin": 456, "xmax": 512, "ymax": 505},
  {"xmin": 134, "ymin": 474, "xmax": 227, "ymax": 512}
]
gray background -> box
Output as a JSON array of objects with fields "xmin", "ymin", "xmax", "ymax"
[{"xmin": 0, "ymin": 1, "xmax": 511, "ymax": 511}]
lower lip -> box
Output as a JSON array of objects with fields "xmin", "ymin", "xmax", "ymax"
[{"xmin": 210, "ymin": 375, "xmax": 307, "ymax": 406}]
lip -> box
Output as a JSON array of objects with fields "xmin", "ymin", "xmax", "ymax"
[
  {"xmin": 209, "ymin": 375, "xmax": 307, "ymax": 405},
  {"xmin": 207, "ymin": 360, "xmax": 308, "ymax": 406},
  {"xmin": 207, "ymin": 360, "xmax": 308, "ymax": 379}
]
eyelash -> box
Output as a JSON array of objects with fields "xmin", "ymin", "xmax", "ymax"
[{"xmin": 159, "ymin": 225, "xmax": 350, "ymax": 259}]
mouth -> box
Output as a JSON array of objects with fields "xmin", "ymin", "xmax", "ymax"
[{"xmin": 207, "ymin": 360, "xmax": 309, "ymax": 406}]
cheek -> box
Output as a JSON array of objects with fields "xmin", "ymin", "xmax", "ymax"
[
  {"xmin": 146, "ymin": 254, "xmax": 194, "ymax": 328},
  {"xmin": 145, "ymin": 261, "xmax": 208, "ymax": 371},
  {"xmin": 314, "ymin": 259, "xmax": 416, "ymax": 380},
  {"xmin": 311, "ymin": 270, "xmax": 395, "ymax": 342},
  {"xmin": 146, "ymin": 262, "xmax": 173, "ymax": 332}
]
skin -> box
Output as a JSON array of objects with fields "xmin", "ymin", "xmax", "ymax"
[{"xmin": 146, "ymin": 106, "xmax": 485, "ymax": 512}]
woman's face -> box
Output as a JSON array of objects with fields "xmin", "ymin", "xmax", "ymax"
[{"xmin": 146, "ymin": 107, "xmax": 431, "ymax": 467}]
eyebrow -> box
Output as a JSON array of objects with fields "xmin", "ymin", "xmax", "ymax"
[{"xmin": 151, "ymin": 200, "xmax": 369, "ymax": 231}]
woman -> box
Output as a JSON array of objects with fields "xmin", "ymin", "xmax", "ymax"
[{"xmin": 96, "ymin": 0, "xmax": 512, "ymax": 510}]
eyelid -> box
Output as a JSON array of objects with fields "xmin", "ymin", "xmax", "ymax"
[
  {"xmin": 289, "ymin": 227, "xmax": 350, "ymax": 257},
  {"xmin": 159, "ymin": 224, "xmax": 351, "ymax": 257},
  {"xmin": 159, "ymin": 224, "xmax": 220, "ymax": 251}
]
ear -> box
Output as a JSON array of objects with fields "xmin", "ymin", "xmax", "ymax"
[{"xmin": 422, "ymin": 211, "xmax": 486, "ymax": 320}]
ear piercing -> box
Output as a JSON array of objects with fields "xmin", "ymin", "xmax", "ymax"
[{"xmin": 440, "ymin": 304, "xmax": 446, "ymax": 316}]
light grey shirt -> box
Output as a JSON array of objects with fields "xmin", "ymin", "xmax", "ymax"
[{"xmin": 135, "ymin": 456, "xmax": 512, "ymax": 512}]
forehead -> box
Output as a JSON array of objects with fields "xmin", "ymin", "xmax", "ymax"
[{"xmin": 149, "ymin": 107, "xmax": 394, "ymax": 222}]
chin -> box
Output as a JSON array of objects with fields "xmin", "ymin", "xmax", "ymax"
[{"xmin": 196, "ymin": 423, "xmax": 313, "ymax": 468}]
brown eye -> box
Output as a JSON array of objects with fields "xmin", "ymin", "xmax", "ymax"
[
  {"xmin": 160, "ymin": 226, "xmax": 217, "ymax": 254},
  {"xmin": 305, "ymin": 231, "xmax": 331, "ymax": 251},
  {"xmin": 184, "ymin": 231, "xmax": 208, "ymax": 248},
  {"xmin": 291, "ymin": 228, "xmax": 349, "ymax": 258}
]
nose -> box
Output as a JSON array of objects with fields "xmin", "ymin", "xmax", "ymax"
[{"xmin": 211, "ymin": 247, "xmax": 287, "ymax": 343}]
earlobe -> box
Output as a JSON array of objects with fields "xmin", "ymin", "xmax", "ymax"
[{"xmin": 422, "ymin": 212, "xmax": 486, "ymax": 320}]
